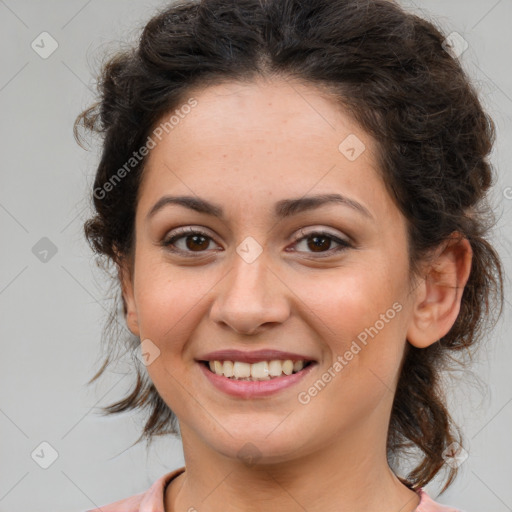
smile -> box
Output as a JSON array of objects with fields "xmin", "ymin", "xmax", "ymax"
[
  {"xmin": 198, "ymin": 359, "xmax": 317, "ymax": 398},
  {"xmin": 202, "ymin": 359, "xmax": 314, "ymax": 380}
]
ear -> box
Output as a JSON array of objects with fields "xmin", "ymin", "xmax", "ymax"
[
  {"xmin": 117, "ymin": 258, "xmax": 140, "ymax": 338},
  {"xmin": 406, "ymin": 233, "xmax": 473, "ymax": 349}
]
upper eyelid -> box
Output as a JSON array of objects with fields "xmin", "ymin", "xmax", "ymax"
[
  {"xmin": 164, "ymin": 225, "xmax": 348, "ymax": 241},
  {"xmin": 291, "ymin": 227, "xmax": 348, "ymax": 242},
  {"xmin": 163, "ymin": 226, "xmax": 350, "ymax": 250}
]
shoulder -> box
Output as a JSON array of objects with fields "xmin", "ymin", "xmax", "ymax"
[
  {"xmin": 416, "ymin": 488, "xmax": 467, "ymax": 512},
  {"xmin": 84, "ymin": 466, "xmax": 186, "ymax": 512},
  {"xmin": 84, "ymin": 491, "xmax": 146, "ymax": 512}
]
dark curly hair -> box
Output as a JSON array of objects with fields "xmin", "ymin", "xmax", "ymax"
[{"xmin": 75, "ymin": 0, "xmax": 504, "ymax": 494}]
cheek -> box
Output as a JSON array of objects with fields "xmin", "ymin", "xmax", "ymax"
[
  {"xmin": 132, "ymin": 259, "xmax": 210, "ymax": 347},
  {"xmin": 303, "ymin": 267, "xmax": 408, "ymax": 423},
  {"xmin": 301, "ymin": 256, "xmax": 409, "ymax": 386},
  {"xmin": 305, "ymin": 261, "xmax": 405, "ymax": 335}
]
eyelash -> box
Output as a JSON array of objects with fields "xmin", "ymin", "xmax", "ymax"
[{"xmin": 161, "ymin": 227, "xmax": 352, "ymax": 258}]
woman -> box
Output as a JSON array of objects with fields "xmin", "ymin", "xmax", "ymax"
[{"xmin": 75, "ymin": 0, "xmax": 503, "ymax": 510}]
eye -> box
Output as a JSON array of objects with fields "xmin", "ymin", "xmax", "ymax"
[
  {"xmin": 161, "ymin": 227, "xmax": 220, "ymax": 255},
  {"xmin": 161, "ymin": 226, "xmax": 351, "ymax": 257},
  {"xmin": 289, "ymin": 228, "xmax": 352, "ymax": 257}
]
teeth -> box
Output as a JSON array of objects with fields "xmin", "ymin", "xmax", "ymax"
[
  {"xmin": 251, "ymin": 361, "xmax": 269, "ymax": 379},
  {"xmin": 207, "ymin": 359, "xmax": 309, "ymax": 380},
  {"xmin": 233, "ymin": 361, "xmax": 251, "ymax": 378},
  {"xmin": 222, "ymin": 360, "xmax": 234, "ymax": 377},
  {"xmin": 268, "ymin": 360, "xmax": 283, "ymax": 377},
  {"xmin": 282, "ymin": 360, "xmax": 294, "ymax": 375}
]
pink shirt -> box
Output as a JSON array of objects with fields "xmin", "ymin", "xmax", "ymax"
[{"xmin": 86, "ymin": 467, "xmax": 465, "ymax": 512}]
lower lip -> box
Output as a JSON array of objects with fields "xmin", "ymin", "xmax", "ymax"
[{"xmin": 198, "ymin": 361, "xmax": 317, "ymax": 398}]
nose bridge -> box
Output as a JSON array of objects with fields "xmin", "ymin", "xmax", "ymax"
[
  {"xmin": 230, "ymin": 246, "xmax": 270, "ymax": 299},
  {"xmin": 209, "ymin": 244, "xmax": 290, "ymax": 334}
]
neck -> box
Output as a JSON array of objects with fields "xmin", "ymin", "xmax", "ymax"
[{"xmin": 165, "ymin": 425, "xmax": 420, "ymax": 512}]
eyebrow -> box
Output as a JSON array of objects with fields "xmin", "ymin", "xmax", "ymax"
[{"xmin": 146, "ymin": 193, "xmax": 374, "ymax": 222}]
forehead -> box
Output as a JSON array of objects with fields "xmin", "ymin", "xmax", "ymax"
[
  {"xmin": 161, "ymin": 78, "xmax": 368, "ymax": 151},
  {"xmin": 137, "ymin": 78, "xmax": 396, "ymax": 225}
]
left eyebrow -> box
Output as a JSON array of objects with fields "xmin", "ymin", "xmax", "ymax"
[
  {"xmin": 145, "ymin": 193, "xmax": 374, "ymax": 222},
  {"xmin": 275, "ymin": 193, "xmax": 373, "ymax": 220}
]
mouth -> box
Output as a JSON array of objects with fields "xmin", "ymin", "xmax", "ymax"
[
  {"xmin": 197, "ymin": 358, "xmax": 318, "ymax": 398},
  {"xmin": 199, "ymin": 359, "xmax": 316, "ymax": 381}
]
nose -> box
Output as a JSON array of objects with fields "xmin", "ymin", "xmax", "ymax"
[{"xmin": 209, "ymin": 250, "xmax": 290, "ymax": 336}]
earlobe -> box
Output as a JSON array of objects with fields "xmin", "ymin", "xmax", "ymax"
[
  {"xmin": 117, "ymin": 260, "xmax": 140, "ymax": 338},
  {"xmin": 407, "ymin": 233, "xmax": 473, "ymax": 349}
]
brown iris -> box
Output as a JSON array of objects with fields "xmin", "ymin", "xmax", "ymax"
[
  {"xmin": 307, "ymin": 234, "xmax": 331, "ymax": 252},
  {"xmin": 185, "ymin": 234, "xmax": 210, "ymax": 251}
]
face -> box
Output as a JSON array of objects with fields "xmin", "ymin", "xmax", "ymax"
[{"xmin": 121, "ymin": 77, "xmax": 422, "ymax": 464}]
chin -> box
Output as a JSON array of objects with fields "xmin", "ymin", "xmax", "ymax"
[{"xmin": 201, "ymin": 425, "xmax": 311, "ymax": 465}]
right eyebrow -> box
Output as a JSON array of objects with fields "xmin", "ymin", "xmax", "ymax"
[{"xmin": 145, "ymin": 192, "xmax": 374, "ymax": 223}]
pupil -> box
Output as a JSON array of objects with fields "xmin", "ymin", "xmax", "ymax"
[
  {"xmin": 186, "ymin": 235, "xmax": 209, "ymax": 251},
  {"xmin": 308, "ymin": 235, "xmax": 330, "ymax": 252}
]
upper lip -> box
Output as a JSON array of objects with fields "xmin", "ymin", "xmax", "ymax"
[{"xmin": 196, "ymin": 349, "xmax": 317, "ymax": 364}]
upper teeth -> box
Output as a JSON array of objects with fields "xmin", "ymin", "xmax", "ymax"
[{"xmin": 208, "ymin": 360, "xmax": 306, "ymax": 380}]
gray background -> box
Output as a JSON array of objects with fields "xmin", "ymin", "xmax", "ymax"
[{"xmin": 1, "ymin": 1, "xmax": 511, "ymax": 511}]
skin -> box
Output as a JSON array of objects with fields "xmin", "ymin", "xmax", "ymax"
[{"xmin": 119, "ymin": 77, "xmax": 473, "ymax": 512}]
